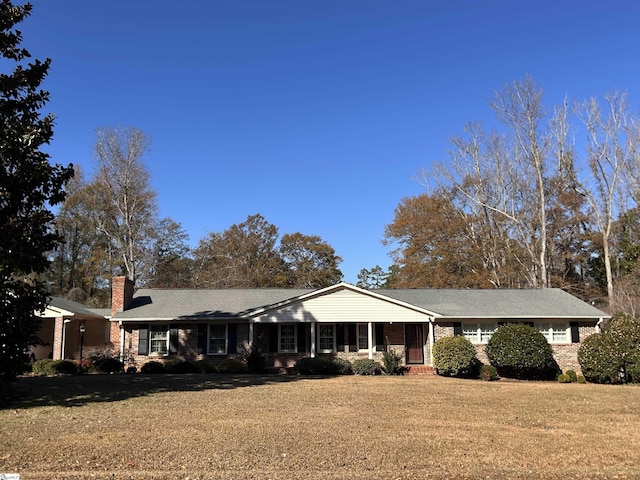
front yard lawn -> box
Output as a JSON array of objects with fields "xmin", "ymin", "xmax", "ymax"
[{"xmin": 1, "ymin": 373, "xmax": 639, "ymax": 479}]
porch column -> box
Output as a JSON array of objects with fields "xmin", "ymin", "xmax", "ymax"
[
  {"xmin": 368, "ymin": 321, "xmax": 373, "ymax": 359},
  {"xmin": 248, "ymin": 322, "xmax": 254, "ymax": 347},
  {"xmin": 119, "ymin": 321, "xmax": 125, "ymax": 362},
  {"xmin": 428, "ymin": 320, "xmax": 435, "ymax": 366},
  {"xmin": 310, "ymin": 322, "xmax": 316, "ymax": 358}
]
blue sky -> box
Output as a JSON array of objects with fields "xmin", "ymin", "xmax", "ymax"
[{"xmin": 23, "ymin": 1, "xmax": 640, "ymax": 283}]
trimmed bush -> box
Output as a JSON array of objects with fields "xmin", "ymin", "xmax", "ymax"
[
  {"xmin": 91, "ymin": 357, "xmax": 123, "ymax": 374},
  {"xmin": 32, "ymin": 359, "xmax": 55, "ymax": 375},
  {"xmin": 557, "ymin": 373, "xmax": 571, "ymax": 383},
  {"xmin": 485, "ymin": 323, "xmax": 559, "ymax": 380},
  {"xmin": 52, "ymin": 360, "xmax": 78, "ymax": 375},
  {"xmin": 565, "ymin": 369, "xmax": 578, "ymax": 383},
  {"xmin": 433, "ymin": 335, "xmax": 479, "ymax": 378},
  {"xmin": 164, "ymin": 360, "xmax": 200, "ymax": 374},
  {"xmin": 295, "ymin": 357, "xmax": 352, "ymax": 375},
  {"xmin": 577, "ymin": 375, "xmax": 587, "ymax": 384},
  {"xmin": 382, "ymin": 350, "xmax": 404, "ymax": 375},
  {"xmin": 577, "ymin": 313, "xmax": 640, "ymax": 384},
  {"xmin": 352, "ymin": 358, "xmax": 381, "ymax": 375},
  {"xmin": 214, "ymin": 358, "xmax": 246, "ymax": 374},
  {"xmin": 140, "ymin": 361, "xmax": 166, "ymax": 374},
  {"xmin": 195, "ymin": 359, "xmax": 218, "ymax": 374},
  {"xmin": 479, "ymin": 364, "xmax": 498, "ymax": 381}
]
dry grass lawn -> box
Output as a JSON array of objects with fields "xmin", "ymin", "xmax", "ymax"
[{"xmin": 1, "ymin": 373, "xmax": 639, "ymax": 479}]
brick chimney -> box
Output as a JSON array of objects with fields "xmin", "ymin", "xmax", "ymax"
[{"xmin": 111, "ymin": 276, "xmax": 135, "ymax": 316}]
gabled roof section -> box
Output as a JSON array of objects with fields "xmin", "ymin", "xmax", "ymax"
[
  {"xmin": 378, "ymin": 288, "xmax": 609, "ymax": 319},
  {"xmin": 246, "ymin": 282, "xmax": 441, "ymax": 318},
  {"xmin": 41, "ymin": 297, "xmax": 106, "ymax": 319}
]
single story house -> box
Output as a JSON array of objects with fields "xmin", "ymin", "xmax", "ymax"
[
  {"xmin": 33, "ymin": 297, "xmax": 111, "ymax": 361},
  {"xmin": 109, "ymin": 276, "xmax": 609, "ymax": 373}
]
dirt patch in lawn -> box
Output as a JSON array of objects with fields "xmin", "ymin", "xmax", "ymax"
[{"xmin": 1, "ymin": 374, "xmax": 639, "ymax": 479}]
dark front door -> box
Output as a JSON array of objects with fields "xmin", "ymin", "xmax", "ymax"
[{"xmin": 405, "ymin": 324, "xmax": 424, "ymax": 364}]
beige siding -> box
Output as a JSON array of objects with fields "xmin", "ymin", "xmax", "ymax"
[{"xmin": 253, "ymin": 288, "xmax": 431, "ymax": 323}]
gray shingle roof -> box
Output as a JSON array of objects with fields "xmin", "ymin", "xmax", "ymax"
[
  {"xmin": 49, "ymin": 297, "xmax": 106, "ymax": 318},
  {"xmin": 112, "ymin": 285, "xmax": 608, "ymax": 321}
]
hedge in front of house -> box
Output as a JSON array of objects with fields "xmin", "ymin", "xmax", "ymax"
[
  {"xmin": 295, "ymin": 357, "xmax": 353, "ymax": 375},
  {"xmin": 485, "ymin": 323, "xmax": 559, "ymax": 380},
  {"xmin": 32, "ymin": 359, "xmax": 78, "ymax": 375},
  {"xmin": 352, "ymin": 358, "xmax": 381, "ymax": 375},
  {"xmin": 578, "ymin": 313, "xmax": 640, "ymax": 384},
  {"xmin": 432, "ymin": 335, "xmax": 479, "ymax": 378}
]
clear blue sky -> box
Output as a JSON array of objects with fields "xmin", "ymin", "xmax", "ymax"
[{"xmin": 23, "ymin": 1, "xmax": 640, "ymax": 283}]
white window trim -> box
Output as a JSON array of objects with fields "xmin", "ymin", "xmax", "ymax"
[
  {"xmin": 462, "ymin": 323, "xmax": 497, "ymax": 344},
  {"xmin": 278, "ymin": 324, "xmax": 297, "ymax": 354},
  {"xmin": 149, "ymin": 325, "xmax": 169, "ymax": 356},
  {"xmin": 208, "ymin": 324, "xmax": 228, "ymax": 355},
  {"xmin": 356, "ymin": 323, "xmax": 369, "ymax": 352},
  {"xmin": 537, "ymin": 323, "xmax": 570, "ymax": 344},
  {"xmin": 318, "ymin": 323, "xmax": 336, "ymax": 354}
]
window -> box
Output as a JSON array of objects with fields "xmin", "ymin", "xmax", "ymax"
[
  {"xmin": 318, "ymin": 324, "xmax": 335, "ymax": 353},
  {"xmin": 462, "ymin": 323, "xmax": 496, "ymax": 344},
  {"xmin": 149, "ymin": 325, "xmax": 168, "ymax": 355},
  {"xmin": 279, "ymin": 324, "xmax": 297, "ymax": 353},
  {"xmin": 537, "ymin": 323, "xmax": 569, "ymax": 343},
  {"xmin": 357, "ymin": 324, "xmax": 369, "ymax": 351},
  {"xmin": 209, "ymin": 324, "xmax": 227, "ymax": 354}
]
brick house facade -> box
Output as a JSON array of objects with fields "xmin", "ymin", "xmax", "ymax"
[{"xmin": 109, "ymin": 277, "xmax": 608, "ymax": 374}]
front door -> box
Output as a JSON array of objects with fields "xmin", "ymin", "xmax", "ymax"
[{"xmin": 405, "ymin": 324, "xmax": 424, "ymax": 364}]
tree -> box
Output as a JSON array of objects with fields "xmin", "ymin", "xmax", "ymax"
[
  {"xmin": 279, "ymin": 232, "xmax": 342, "ymax": 288},
  {"xmin": 91, "ymin": 126, "xmax": 157, "ymax": 282},
  {"xmin": 0, "ymin": 1, "xmax": 73, "ymax": 382},
  {"xmin": 193, "ymin": 214, "xmax": 289, "ymax": 288},
  {"xmin": 356, "ymin": 265, "xmax": 389, "ymax": 289},
  {"xmin": 148, "ymin": 218, "xmax": 193, "ymax": 288}
]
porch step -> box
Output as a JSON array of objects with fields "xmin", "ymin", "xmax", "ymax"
[{"xmin": 406, "ymin": 366, "xmax": 435, "ymax": 375}]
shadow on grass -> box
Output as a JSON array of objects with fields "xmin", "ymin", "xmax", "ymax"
[{"xmin": 3, "ymin": 373, "xmax": 325, "ymax": 410}]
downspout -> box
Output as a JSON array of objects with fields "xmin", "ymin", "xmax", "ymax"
[
  {"xmin": 596, "ymin": 317, "xmax": 604, "ymax": 334},
  {"xmin": 248, "ymin": 322, "xmax": 254, "ymax": 348},
  {"xmin": 62, "ymin": 319, "xmax": 71, "ymax": 359},
  {"xmin": 428, "ymin": 318, "xmax": 435, "ymax": 366},
  {"xmin": 119, "ymin": 320, "xmax": 125, "ymax": 362}
]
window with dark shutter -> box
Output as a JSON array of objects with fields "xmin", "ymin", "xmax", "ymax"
[
  {"xmin": 269, "ymin": 324, "xmax": 278, "ymax": 353},
  {"xmin": 570, "ymin": 322, "xmax": 580, "ymax": 343},
  {"xmin": 197, "ymin": 324, "xmax": 208, "ymax": 355},
  {"xmin": 375, "ymin": 323, "xmax": 385, "ymax": 351},
  {"xmin": 297, "ymin": 324, "xmax": 307, "ymax": 353},
  {"xmin": 138, "ymin": 325, "xmax": 149, "ymax": 355},
  {"xmin": 169, "ymin": 325, "xmax": 179, "ymax": 354},
  {"xmin": 336, "ymin": 324, "xmax": 345, "ymax": 352},
  {"xmin": 348, "ymin": 324, "xmax": 357, "ymax": 351}
]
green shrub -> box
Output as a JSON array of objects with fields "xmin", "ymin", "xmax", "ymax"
[
  {"xmin": 32, "ymin": 359, "xmax": 55, "ymax": 375},
  {"xmin": 433, "ymin": 335, "xmax": 479, "ymax": 378},
  {"xmin": 352, "ymin": 358, "xmax": 381, "ymax": 375},
  {"xmin": 578, "ymin": 331, "xmax": 622, "ymax": 384},
  {"xmin": 557, "ymin": 373, "xmax": 571, "ymax": 383},
  {"xmin": 91, "ymin": 357, "xmax": 123, "ymax": 374},
  {"xmin": 51, "ymin": 359, "xmax": 78, "ymax": 375},
  {"xmin": 479, "ymin": 364, "xmax": 498, "ymax": 381},
  {"xmin": 382, "ymin": 350, "xmax": 404, "ymax": 375},
  {"xmin": 164, "ymin": 360, "xmax": 200, "ymax": 374},
  {"xmin": 485, "ymin": 323, "xmax": 559, "ymax": 380},
  {"xmin": 140, "ymin": 361, "xmax": 166, "ymax": 374},
  {"xmin": 195, "ymin": 359, "xmax": 218, "ymax": 373},
  {"xmin": 577, "ymin": 375, "xmax": 587, "ymax": 384},
  {"xmin": 565, "ymin": 369, "xmax": 578, "ymax": 383},
  {"xmin": 295, "ymin": 357, "xmax": 352, "ymax": 375},
  {"xmin": 244, "ymin": 343, "xmax": 268, "ymax": 373},
  {"xmin": 214, "ymin": 358, "xmax": 246, "ymax": 374}
]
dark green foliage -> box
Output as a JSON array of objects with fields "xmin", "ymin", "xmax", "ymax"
[
  {"xmin": 32, "ymin": 359, "xmax": 77, "ymax": 375},
  {"xmin": 91, "ymin": 357, "xmax": 123, "ymax": 374},
  {"xmin": 164, "ymin": 360, "xmax": 199, "ymax": 374},
  {"xmin": 295, "ymin": 357, "xmax": 353, "ymax": 375},
  {"xmin": 0, "ymin": 1, "xmax": 74, "ymax": 384},
  {"xmin": 140, "ymin": 361, "xmax": 166, "ymax": 374},
  {"xmin": 382, "ymin": 350, "xmax": 404, "ymax": 375},
  {"xmin": 479, "ymin": 364, "xmax": 498, "ymax": 381},
  {"xmin": 195, "ymin": 359, "xmax": 218, "ymax": 374},
  {"xmin": 52, "ymin": 360, "xmax": 78, "ymax": 374},
  {"xmin": 352, "ymin": 358, "xmax": 381, "ymax": 375},
  {"xmin": 485, "ymin": 323, "xmax": 559, "ymax": 380},
  {"xmin": 565, "ymin": 369, "xmax": 578, "ymax": 383},
  {"xmin": 213, "ymin": 358, "xmax": 246, "ymax": 374},
  {"xmin": 578, "ymin": 313, "xmax": 640, "ymax": 384},
  {"xmin": 433, "ymin": 335, "xmax": 479, "ymax": 377},
  {"xmin": 244, "ymin": 342, "xmax": 268, "ymax": 373},
  {"xmin": 32, "ymin": 358, "xmax": 54, "ymax": 375}
]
